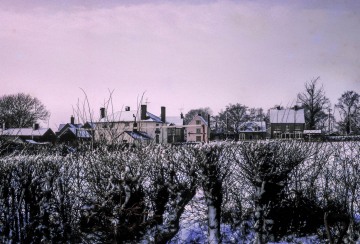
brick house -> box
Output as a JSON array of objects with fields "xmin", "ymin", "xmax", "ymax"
[{"xmin": 268, "ymin": 108, "xmax": 305, "ymax": 139}]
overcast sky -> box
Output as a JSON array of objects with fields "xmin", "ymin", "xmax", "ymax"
[{"xmin": 1, "ymin": 0, "xmax": 359, "ymax": 129}]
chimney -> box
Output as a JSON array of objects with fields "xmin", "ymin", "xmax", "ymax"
[
  {"xmin": 207, "ymin": 114, "xmax": 211, "ymax": 128},
  {"xmin": 125, "ymin": 106, "xmax": 130, "ymax": 111},
  {"xmin": 70, "ymin": 115, "xmax": 75, "ymax": 125},
  {"xmin": 180, "ymin": 112, "xmax": 184, "ymax": 119},
  {"xmin": 33, "ymin": 123, "xmax": 39, "ymax": 130},
  {"xmin": 133, "ymin": 114, "xmax": 138, "ymax": 132},
  {"xmin": 141, "ymin": 105, "xmax": 147, "ymax": 120},
  {"xmin": 100, "ymin": 107, "xmax": 106, "ymax": 119},
  {"xmin": 161, "ymin": 106, "xmax": 166, "ymax": 123}
]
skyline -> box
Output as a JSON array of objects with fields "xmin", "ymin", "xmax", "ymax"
[{"xmin": 1, "ymin": 0, "xmax": 359, "ymax": 129}]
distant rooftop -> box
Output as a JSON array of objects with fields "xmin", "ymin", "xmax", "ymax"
[
  {"xmin": 239, "ymin": 121, "xmax": 266, "ymax": 132},
  {"xmin": 269, "ymin": 109, "xmax": 305, "ymax": 124},
  {"xmin": 99, "ymin": 110, "xmax": 183, "ymax": 125},
  {"xmin": 2, "ymin": 128, "xmax": 53, "ymax": 137}
]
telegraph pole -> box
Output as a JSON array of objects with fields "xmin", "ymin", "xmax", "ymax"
[{"xmin": 328, "ymin": 107, "xmax": 332, "ymax": 134}]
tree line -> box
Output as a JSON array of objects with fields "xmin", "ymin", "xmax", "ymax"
[
  {"xmin": 185, "ymin": 78, "xmax": 360, "ymax": 136},
  {"xmin": 0, "ymin": 141, "xmax": 359, "ymax": 243},
  {"xmin": 1, "ymin": 78, "xmax": 359, "ymax": 137}
]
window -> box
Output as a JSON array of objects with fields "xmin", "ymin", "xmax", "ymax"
[
  {"xmin": 295, "ymin": 125, "xmax": 302, "ymax": 130},
  {"xmin": 274, "ymin": 131, "xmax": 281, "ymax": 138},
  {"xmin": 125, "ymin": 122, "xmax": 130, "ymax": 127},
  {"xmin": 156, "ymin": 135, "xmax": 159, "ymax": 143},
  {"xmin": 196, "ymin": 120, "xmax": 201, "ymax": 125},
  {"xmin": 295, "ymin": 132, "xmax": 302, "ymax": 139},
  {"xmin": 196, "ymin": 128, "xmax": 201, "ymax": 134},
  {"xmin": 196, "ymin": 136, "xmax": 202, "ymax": 142}
]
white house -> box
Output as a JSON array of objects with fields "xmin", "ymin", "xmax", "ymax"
[{"xmin": 93, "ymin": 105, "xmax": 184, "ymax": 144}]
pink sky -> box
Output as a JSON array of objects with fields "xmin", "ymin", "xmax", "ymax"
[{"xmin": 1, "ymin": 0, "xmax": 359, "ymax": 130}]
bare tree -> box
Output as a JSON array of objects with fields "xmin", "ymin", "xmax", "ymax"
[
  {"xmin": 197, "ymin": 143, "xmax": 233, "ymax": 244},
  {"xmin": 0, "ymin": 93, "xmax": 50, "ymax": 128},
  {"xmin": 218, "ymin": 103, "xmax": 249, "ymax": 137},
  {"xmin": 184, "ymin": 107, "xmax": 212, "ymax": 125},
  {"xmin": 324, "ymin": 141, "xmax": 360, "ymax": 243},
  {"xmin": 297, "ymin": 77, "xmax": 330, "ymax": 130},
  {"xmin": 336, "ymin": 90, "xmax": 360, "ymax": 135},
  {"xmin": 144, "ymin": 145, "xmax": 199, "ymax": 243},
  {"xmin": 234, "ymin": 141, "xmax": 313, "ymax": 243}
]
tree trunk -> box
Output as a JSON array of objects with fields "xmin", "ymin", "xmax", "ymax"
[{"xmin": 207, "ymin": 198, "xmax": 221, "ymax": 244}]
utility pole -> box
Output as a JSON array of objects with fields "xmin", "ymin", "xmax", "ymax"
[{"xmin": 328, "ymin": 107, "xmax": 332, "ymax": 134}]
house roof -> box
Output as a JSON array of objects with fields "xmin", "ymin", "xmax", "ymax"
[
  {"xmin": 124, "ymin": 131, "xmax": 152, "ymax": 140},
  {"xmin": 2, "ymin": 128, "xmax": 54, "ymax": 137},
  {"xmin": 100, "ymin": 110, "xmax": 138, "ymax": 122},
  {"xmin": 99, "ymin": 110, "xmax": 181, "ymax": 124},
  {"xmin": 239, "ymin": 121, "xmax": 266, "ymax": 132},
  {"xmin": 99, "ymin": 110, "xmax": 164, "ymax": 123},
  {"xmin": 83, "ymin": 122, "xmax": 96, "ymax": 129},
  {"xmin": 57, "ymin": 123, "xmax": 83, "ymax": 133},
  {"xmin": 166, "ymin": 116, "xmax": 184, "ymax": 126},
  {"xmin": 188, "ymin": 115, "xmax": 208, "ymax": 126},
  {"xmin": 25, "ymin": 139, "xmax": 51, "ymax": 145},
  {"xmin": 269, "ymin": 109, "xmax": 305, "ymax": 124},
  {"xmin": 59, "ymin": 127, "xmax": 92, "ymax": 139},
  {"xmin": 303, "ymin": 130, "xmax": 322, "ymax": 134},
  {"xmin": 146, "ymin": 112, "xmax": 163, "ymax": 123}
]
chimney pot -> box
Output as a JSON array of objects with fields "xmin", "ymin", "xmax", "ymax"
[
  {"xmin": 100, "ymin": 107, "xmax": 106, "ymax": 119},
  {"xmin": 161, "ymin": 106, "xmax": 166, "ymax": 123},
  {"xmin": 33, "ymin": 123, "xmax": 39, "ymax": 130},
  {"xmin": 141, "ymin": 105, "xmax": 147, "ymax": 120}
]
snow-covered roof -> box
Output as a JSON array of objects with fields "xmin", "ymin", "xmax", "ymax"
[
  {"xmin": 83, "ymin": 122, "xmax": 96, "ymax": 129},
  {"xmin": 57, "ymin": 123, "xmax": 82, "ymax": 133},
  {"xmin": 2, "ymin": 128, "xmax": 53, "ymax": 137},
  {"xmin": 100, "ymin": 110, "xmax": 138, "ymax": 122},
  {"xmin": 239, "ymin": 121, "xmax": 266, "ymax": 132},
  {"xmin": 269, "ymin": 109, "xmax": 305, "ymax": 124},
  {"xmin": 67, "ymin": 128, "xmax": 92, "ymax": 138},
  {"xmin": 99, "ymin": 110, "xmax": 164, "ymax": 123},
  {"xmin": 166, "ymin": 116, "xmax": 184, "ymax": 126},
  {"xmin": 303, "ymin": 130, "xmax": 322, "ymax": 134},
  {"xmin": 146, "ymin": 112, "xmax": 163, "ymax": 123},
  {"xmin": 188, "ymin": 115, "xmax": 208, "ymax": 126},
  {"xmin": 124, "ymin": 131, "xmax": 152, "ymax": 140},
  {"xmin": 25, "ymin": 139, "xmax": 51, "ymax": 145}
]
